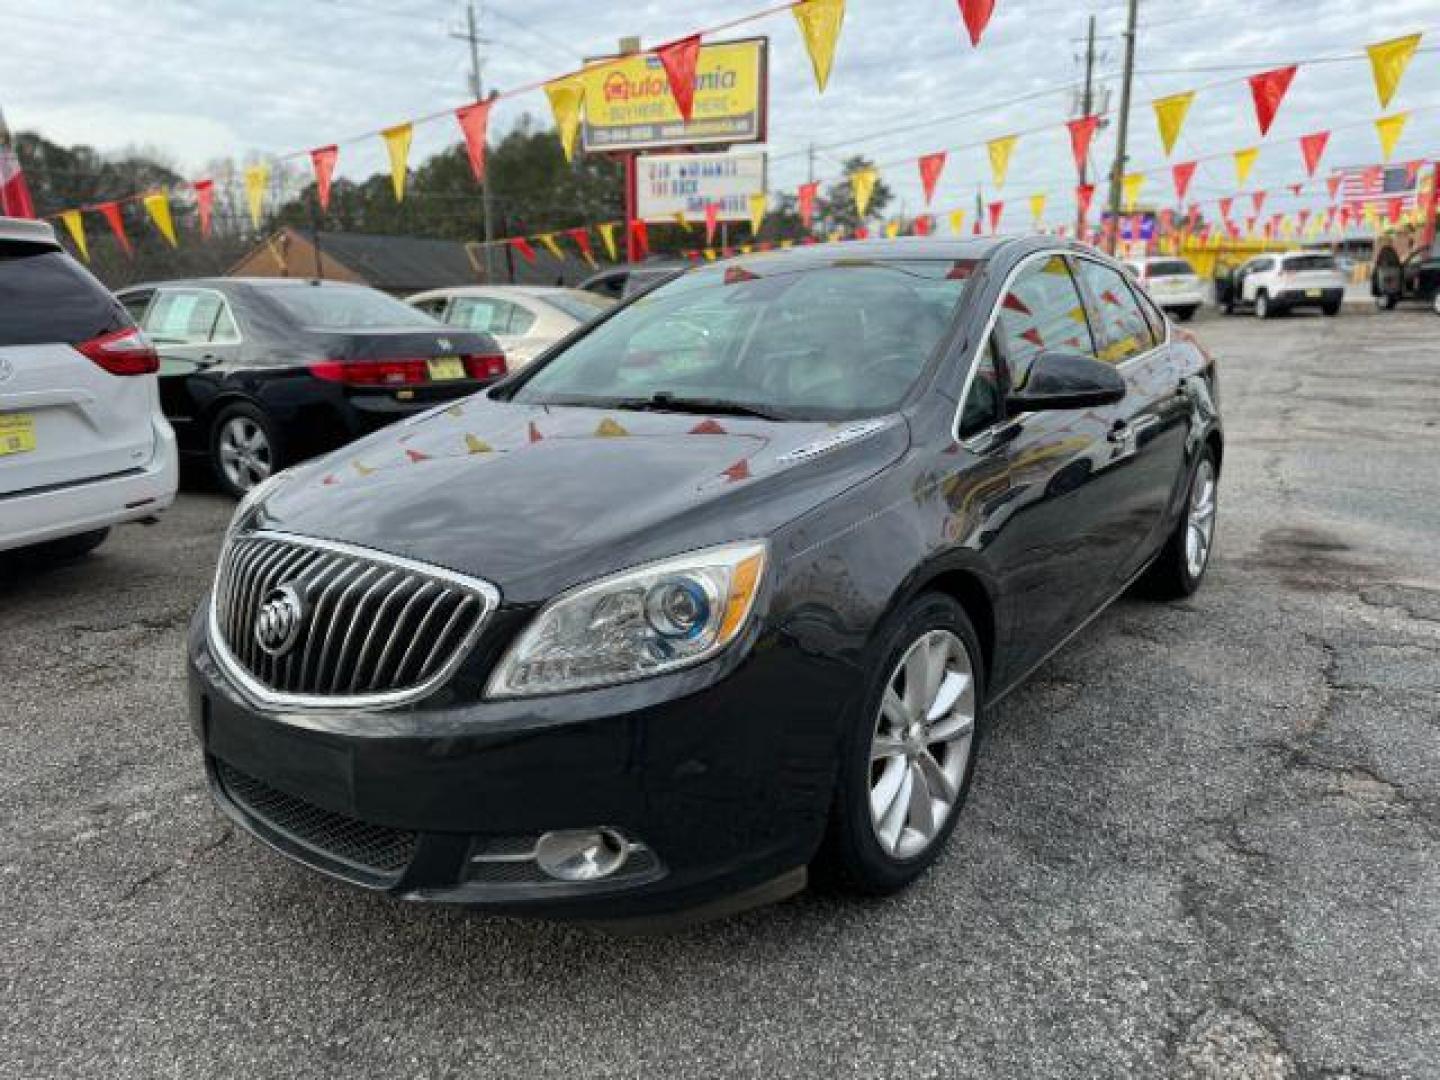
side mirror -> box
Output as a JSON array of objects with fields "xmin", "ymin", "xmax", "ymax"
[{"xmin": 1006, "ymin": 351, "xmax": 1126, "ymax": 413}]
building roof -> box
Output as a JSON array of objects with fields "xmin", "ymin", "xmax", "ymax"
[{"xmin": 299, "ymin": 230, "xmax": 481, "ymax": 292}]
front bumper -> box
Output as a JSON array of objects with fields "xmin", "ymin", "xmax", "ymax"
[{"xmin": 187, "ymin": 606, "xmax": 845, "ymax": 921}]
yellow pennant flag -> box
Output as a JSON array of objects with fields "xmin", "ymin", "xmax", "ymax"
[
  {"xmin": 748, "ymin": 192, "xmax": 767, "ymax": 234},
  {"xmin": 1122, "ymin": 173, "xmax": 1144, "ymax": 211},
  {"xmin": 545, "ymin": 76, "xmax": 586, "ymax": 162},
  {"xmin": 851, "ymin": 167, "xmax": 878, "ymax": 217},
  {"xmin": 1375, "ymin": 112, "xmax": 1409, "ymax": 161},
  {"xmin": 1029, "ymin": 193, "xmax": 1046, "ymax": 224},
  {"xmin": 1367, "ymin": 33, "xmax": 1422, "ymax": 109},
  {"xmin": 780, "ymin": 239, "xmax": 794, "ymax": 249},
  {"xmin": 884, "ymin": 219, "xmax": 901, "ymax": 238},
  {"xmin": 142, "ymin": 192, "xmax": 178, "ymax": 247},
  {"xmin": 739, "ymin": 244, "xmax": 752, "ymax": 255},
  {"xmin": 244, "ymin": 163, "xmax": 269, "ymax": 228},
  {"xmin": 597, "ymin": 221, "xmax": 618, "ymax": 261},
  {"xmin": 1152, "ymin": 92, "xmax": 1194, "ymax": 157},
  {"xmin": 988, "ymin": 135, "xmax": 1017, "ymax": 187},
  {"xmin": 673, "ymin": 211, "xmax": 689, "ymax": 232},
  {"xmin": 537, "ymin": 232, "xmax": 564, "ymax": 260},
  {"xmin": 948, "ymin": 208, "xmax": 966, "ymax": 234},
  {"xmin": 381, "ymin": 123, "xmax": 412, "ymax": 201},
  {"xmin": 59, "ymin": 209, "xmax": 88, "ymax": 261},
  {"xmin": 792, "ymin": 0, "xmax": 845, "ymax": 94},
  {"xmin": 703, "ymin": 248, "xmax": 717, "ymax": 261},
  {"xmin": 1233, "ymin": 147, "xmax": 1259, "ymax": 187}
]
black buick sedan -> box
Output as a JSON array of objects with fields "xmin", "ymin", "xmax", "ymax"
[
  {"xmin": 187, "ymin": 238, "xmax": 1222, "ymax": 925},
  {"xmin": 117, "ymin": 279, "xmax": 508, "ymax": 497}
]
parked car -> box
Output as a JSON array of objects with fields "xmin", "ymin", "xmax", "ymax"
[
  {"xmin": 1218, "ymin": 251, "xmax": 1345, "ymax": 318},
  {"xmin": 579, "ymin": 260, "xmax": 686, "ymax": 299},
  {"xmin": 1, "ymin": 217, "xmax": 177, "ymax": 558},
  {"xmin": 115, "ymin": 278, "xmax": 507, "ymax": 498},
  {"xmin": 1123, "ymin": 256, "xmax": 1204, "ymax": 321},
  {"xmin": 406, "ymin": 285, "xmax": 613, "ymax": 368},
  {"xmin": 1373, "ymin": 237, "xmax": 1440, "ymax": 315},
  {"xmin": 189, "ymin": 237, "xmax": 1222, "ymax": 925}
]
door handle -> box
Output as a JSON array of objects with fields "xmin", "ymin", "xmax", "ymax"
[{"xmin": 1108, "ymin": 421, "xmax": 1133, "ymax": 444}]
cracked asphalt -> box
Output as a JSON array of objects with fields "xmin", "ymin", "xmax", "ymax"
[{"xmin": 2, "ymin": 308, "xmax": 1438, "ymax": 1079}]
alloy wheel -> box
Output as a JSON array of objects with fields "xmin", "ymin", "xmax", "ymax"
[
  {"xmin": 868, "ymin": 629, "xmax": 976, "ymax": 860},
  {"xmin": 218, "ymin": 416, "xmax": 273, "ymax": 492},
  {"xmin": 1185, "ymin": 458, "xmax": 1217, "ymax": 579}
]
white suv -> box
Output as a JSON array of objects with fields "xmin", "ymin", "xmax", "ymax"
[
  {"xmin": 1224, "ymin": 251, "xmax": 1346, "ymax": 319},
  {"xmin": 1124, "ymin": 256, "xmax": 1204, "ymax": 321},
  {"xmin": 0, "ymin": 217, "xmax": 177, "ymax": 558}
]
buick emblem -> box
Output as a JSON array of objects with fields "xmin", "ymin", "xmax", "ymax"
[{"xmin": 254, "ymin": 583, "xmax": 306, "ymax": 657}]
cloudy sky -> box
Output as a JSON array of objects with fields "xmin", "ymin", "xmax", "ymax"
[{"xmin": 4, "ymin": 0, "xmax": 1438, "ymax": 225}]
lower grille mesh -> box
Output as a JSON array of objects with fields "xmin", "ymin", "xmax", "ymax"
[{"xmin": 217, "ymin": 760, "xmax": 416, "ymax": 877}]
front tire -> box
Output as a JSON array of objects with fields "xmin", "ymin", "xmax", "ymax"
[
  {"xmin": 818, "ymin": 594, "xmax": 984, "ymax": 896},
  {"xmin": 1175, "ymin": 305, "xmax": 1197, "ymax": 322},
  {"xmin": 1140, "ymin": 447, "xmax": 1218, "ymax": 600},
  {"xmin": 1375, "ymin": 291, "xmax": 1399, "ymax": 311},
  {"xmin": 1255, "ymin": 292, "xmax": 1272, "ymax": 320},
  {"xmin": 210, "ymin": 403, "xmax": 279, "ymax": 499}
]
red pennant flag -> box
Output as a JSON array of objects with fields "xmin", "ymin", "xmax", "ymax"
[
  {"xmin": 1403, "ymin": 159, "xmax": 1423, "ymax": 186},
  {"xmin": 1297, "ymin": 209, "xmax": 1311, "ymax": 230},
  {"xmin": 690, "ymin": 419, "xmax": 727, "ymax": 435},
  {"xmin": 1248, "ymin": 65, "xmax": 1297, "ymax": 137},
  {"xmin": 1326, "ymin": 174, "xmax": 1343, "ymax": 201},
  {"xmin": 1387, "ymin": 196, "xmax": 1404, "ymax": 224},
  {"xmin": 528, "ymin": 421, "xmax": 543, "ymax": 443},
  {"xmin": 797, "ymin": 181, "xmax": 818, "ymax": 228},
  {"xmin": 1075, "ymin": 183, "xmax": 1095, "ymax": 219},
  {"xmin": 917, "ymin": 152, "xmax": 947, "ymax": 205},
  {"xmin": 510, "ymin": 236, "xmax": 537, "ymax": 262},
  {"xmin": 455, "ymin": 98, "xmax": 493, "ymax": 182},
  {"xmin": 1287, "ymin": 183, "xmax": 1302, "ymax": 197},
  {"xmin": 567, "ymin": 227, "xmax": 594, "ymax": 264},
  {"xmin": 913, "ymin": 214, "xmax": 933, "ymax": 237},
  {"xmin": 853, "ymin": 227, "xmax": 868, "ymax": 241},
  {"xmin": 1187, "ymin": 203, "xmax": 1200, "ymax": 227},
  {"xmin": 629, "ymin": 218, "xmax": 649, "ymax": 260},
  {"xmin": 656, "ymin": 35, "xmax": 701, "ymax": 122},
  {"xmin": 957, "ymin": 0, "xmax": 995, "ymax": 47},
  {"xmin": 309, "ymin": 145, "xmax": 338, "ymax": 212},
  {"xmin": 1218, "ymin": 196, "xmax": 1234, "ymax": 221},
  {"xmin": 722, "ymin": 459, "xmax": 751, "ymax": 483},
  {"xmin": 704, "ymin": 202, "xmax": 720, "ymax": 244},
  {"xmin": 1159, "ymin": 208, "xmax": 1174, "ymax": 233},
  {"xmin": 987, "ymin": 200, "xmax": 1003, "ymax": 233},
  {"xmin": 1298, "ymin": 131, "xmax": 1329, "ymax": 178},
  {"xmin": 1246, "ymin": 215, "xmax": 1258, "ymax": 235},
  {"xmin": 193, "ymin": 179, "xmax": 214, "ymax": 238},
  {"xmin": 97, "ymin": 201, "xmax": 132, "ymax": 257},
  {"xmin": 1171, "ymin": 160, "xmax": 1197, "ymax": 202},
  {"xmin": 1066, "ymin": 115, "xmax": 1099, "ymax": 176},
  {"xmin": 1251, "ymin": 190, "xmax": 1267, "ymax": 215}
]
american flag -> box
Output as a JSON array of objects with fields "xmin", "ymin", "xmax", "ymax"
[{"xmin": 1332, "ymin": 163, "xmax": 1418, "ymax": 209}]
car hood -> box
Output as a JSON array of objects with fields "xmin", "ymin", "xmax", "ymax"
[{"xmin": 258, "ymin": 396, "xmax": 909, "ymax": 603}]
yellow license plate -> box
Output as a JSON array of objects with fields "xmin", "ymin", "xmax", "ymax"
[
  {"xmin": 1306, "ymin": 289, "xmax": 1322, "ymax": 298},
  {"xmin": 428, "ymin": 357, "xmax": 465, "ymax": 381},
  {"xmin": 0, "ymin": 412, "xmax": 36, "ymax": 456}
]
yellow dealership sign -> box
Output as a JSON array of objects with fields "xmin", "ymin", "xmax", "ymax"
[{"xmin": 582, "ymin": 38, "xmax": 768, "ymax": 153}]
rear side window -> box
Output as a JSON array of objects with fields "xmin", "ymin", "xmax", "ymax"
[
  {"xmin": 145, "ymin": 290, "xmax": 231, "ymax": 344},
  {"xmin": 1074, "ymin": 258, "xmax": 1156, "ymax": 364},
  {"xmin": 0, "ymin": 246, "xmax": 129, "ymax": 346},
  {"xmin": 448, "ymin": 297, "xmax": 536, "ymax": 335},
  {"xmin": 1148, "ymin": 259, "xmax": 1194, "ymax": 276},
  {"xmin": 994, "ymin": 254, "xmax": 1095, "ymax": 389},
  {"xmin": 1284, "ymin": 255, "xmax": 1336, "ymax": 272}
]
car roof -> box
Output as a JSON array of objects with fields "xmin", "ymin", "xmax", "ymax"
[
  {"xmin": 116, "ymin": 277, "xmax": 376, "ymax": 294},
  {"xmin": 407, "ymin": 285, "xmax": 588, "ymax": 302},
  {"xmin": 0, "ymin": 216, "xmax": 59, "ymax": 248},
  {"xmin": 674, "ymin": 235, "xmax": 1052, "ymax": 274}
]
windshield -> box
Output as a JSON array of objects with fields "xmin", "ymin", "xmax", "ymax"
[
  {"xmin": 1148, "ymin": 259, "xmax": 1195, "ymax": 277},
  {"xmin": 546, "ymin": 291, "xmax": 614, "ymax": 323},
  {"xmin": 508, "ymin": 259, "xmax": 974, "ymax": 420},
  {"xmin": 263, "ymin": 285, "xmax": 442, "ymax": 330},
  {"xmin": 1284, "ymin": 255, "xmax": 1337, "ymax": 272}
]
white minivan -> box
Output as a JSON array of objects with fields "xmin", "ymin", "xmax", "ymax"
[{"xmin": 0, "ymin": 217, "xmax": 177, "ymax": 558}]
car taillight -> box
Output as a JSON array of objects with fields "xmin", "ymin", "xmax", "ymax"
[
  {"xmin": 309, "ymin": 359, "xmax": 430, "ymax": 386},
  {"xmin": 76, "ymin": 327, "xmax": 159, "ymax": 376},
  {"xmin": 462, "ymin": 353, "xmax": 508, "ymax": 380}
]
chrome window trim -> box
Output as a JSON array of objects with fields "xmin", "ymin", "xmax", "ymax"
[
  {"xmin": 207, "ymin": 529, "xmax": 500, "ymax": 712},
  {"xmin": 952, "ymin": 247, "xmax": 1170, "ymax": 450}
]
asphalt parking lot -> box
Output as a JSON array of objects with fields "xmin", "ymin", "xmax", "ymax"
[{"xmin": 3, "ymin": 308, "xmax": 1438, "ymax": 1079}]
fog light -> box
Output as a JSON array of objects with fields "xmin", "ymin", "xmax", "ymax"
[{"xmin": 534, "ymin": 828, "xmax": 629, "ymax": 882}]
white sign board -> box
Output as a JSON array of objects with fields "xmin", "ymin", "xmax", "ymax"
[{"xmin": 636, "ymin": 151, "xmax": 767, "ymax": 223}]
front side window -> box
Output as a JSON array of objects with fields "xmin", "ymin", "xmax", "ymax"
[
  {"xmin": 509, "ymin": 260, "xmax": 972, "ymax": 420},
  {"xmin": 994, "ymin": 255, "xmax": 1095, "ymax": 389},
  {"xmin": 1074, "ymin": 258, "xmax": 1156, "ymax": 364}
]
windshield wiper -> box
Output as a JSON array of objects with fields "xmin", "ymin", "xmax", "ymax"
[{"xmin": 611, "ymin": 393, "xmax": 792, "ymax": 421}]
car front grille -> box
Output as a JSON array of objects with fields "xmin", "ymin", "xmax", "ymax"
[
  {"xmin": 216, "ymin": 759, "xmax": 416, "ymax": 878},
  {"xmin": 210, "ymin": 530, "xmax": 497, "ymax": 708}
]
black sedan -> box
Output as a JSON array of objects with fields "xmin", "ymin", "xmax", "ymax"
[
  {"xmin": 116, "ymin": 278, "xmax": 507, "ymax": 497},
  {"xmin": 187, "ymin": 238, "xmax": 1222, "ymax": 925}
]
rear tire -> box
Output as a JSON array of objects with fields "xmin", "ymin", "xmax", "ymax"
[
  {"xmin": 210, "ymin": 403, "xmax": 279, "ymax": 500},
  {"xmin": 1322, "ymin": 301, "xmax": 1341, "ymax": 317},
  {"xmin": 1139, "ymin": 447, "xmax": 1218, "ymax": 600},
  {"xmin": 1375, "ymin": 292, "xmax": 1399, "ymax": 311},
  {"xmin": 1174, "ymin": 306, "xmax": 1197, "ymax": 322},
  {"xmin": 817, "ymin": 593, "xmax": 984, "ymax": 896}
]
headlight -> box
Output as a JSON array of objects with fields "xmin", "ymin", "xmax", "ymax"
[{"xmin": 487, "ymin": 541, "xmax": 767, "ymax": 698}]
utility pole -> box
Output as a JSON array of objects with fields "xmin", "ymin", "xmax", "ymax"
[
  {"xmin": 1076, "ymin": 14, "xmax": 1097, "ymax": 239},
  {"xmin": 1105, "ymin": 0, "xmax": 1139, "ymax": 254},
  {"xmin": 451, "ymin": 1, "xmax": 495, "ymax": 279},
  {"xmin": 807, "ymin": 143, "xmax": 816, "ymax": 185}
]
